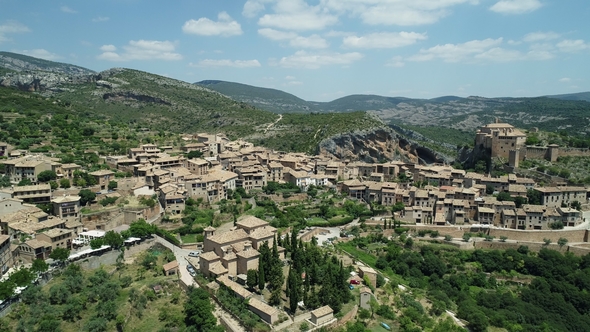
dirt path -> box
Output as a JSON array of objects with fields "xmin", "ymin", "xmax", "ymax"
[{"xmin": 265, "ymin": 114, "xmax": 283, "ymax": 133}]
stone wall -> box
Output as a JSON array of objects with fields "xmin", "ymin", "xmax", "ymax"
[{"xmin": 488, "ymin": 228, "xmax": 587, "ymax": 243}]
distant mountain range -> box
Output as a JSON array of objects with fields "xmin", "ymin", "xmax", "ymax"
[
  {"xmin": 196, "ymin": 79, "xmax": 590, "ymax": 135},
  {"xmin": 2, "ymin": 50, "xmax": 590, "ymax": 158},
  {"xmin": 196, "ymin": 79, "xmax": 590, "ymax": 113}
]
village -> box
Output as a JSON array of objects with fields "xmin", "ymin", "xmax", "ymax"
[{"xmin": 1, "ymin": 120, "xmax": 590, "ymax": 330}]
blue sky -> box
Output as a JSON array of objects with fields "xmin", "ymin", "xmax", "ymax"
[{"xmin": 1, "ymin": 0, "xmax": 589, "ymax": 101}]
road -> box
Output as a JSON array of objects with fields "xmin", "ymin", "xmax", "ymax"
[{"xmin": 265, "ymin": 114, "xmax": 283, "ymax": 133}]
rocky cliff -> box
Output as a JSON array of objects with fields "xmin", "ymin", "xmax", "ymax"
[{"xmin": 318, "ymin": 127, "xmax": 451, "ymax": 164}]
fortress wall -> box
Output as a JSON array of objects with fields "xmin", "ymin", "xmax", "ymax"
[
  {"xmin": 524, "ymin": 146, "xmax": 548, "ymax": 159},
  {"xmin": 557, "ymin": 147, "xmax": 590, "ymax": 158}
]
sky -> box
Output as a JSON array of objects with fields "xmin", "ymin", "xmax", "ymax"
[{"xmin": 0, "ymin": 0, "xmax": 589, "ymax": 102}]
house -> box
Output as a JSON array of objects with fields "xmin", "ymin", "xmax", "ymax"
[
  {"xmin": 89, "ymin": 169, "xmax": 115, "ymax": 191},
  {"xmin": 157, "ymin": 184, "xmax": 186, "ymax": 215},
  {"xmin": 163, "ymin": 260, "xmax": 179, "ymax": 276},
  {"xmin": 0, "ymin": 235, "xmax": 12, "ymax": 276},
  {"xmin": 18, "ymin": 239, "xmax": 52, "ymax": 263},
  {"xmin": 358, "ymin": 265, "xmax": 377, "ymax": 289},
  {"xmin": 1, "ymin": 155, "xmax": 61, "ymax": 184},
  {"xmin": 36, "ymin": 228, "xmax": 72, "ymax": 250},
  {"xmin": 310, "ymin": 305, "xmax": 334, "ymax": 326},
  {"xmin": 359, "ymin": 286, "xmax": 374, "ymax": 310},
  {"xmin": 51, "ymin": 195, "xmax": 81, "ymax": 223},
  {"xmin": 0, "ymin": 184, "xmax": 52, "ymax": 204},
  {"xmin": 248, "ymin": 297, "xmax": 279, "ymax": 324}
]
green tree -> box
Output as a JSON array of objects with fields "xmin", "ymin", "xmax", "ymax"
[
  {"xmin": 90, "ymin": 238, "xmax": 104, "ymax": 249},
  {"xmin": 78, "ymin": 189, "xmax": 96, "ymax": 206},
  {"xmin": 558, "ymin": 237, "xmax": 568, "ymax": 249},
  {"xmin": 37, "ymin": 170, "xmax": 57, "ymax": 182},
  {"xmin": 103, "ymin": 230, "xmax": 123, "ymax": 249},
  {"xmin": 184, "ymin": 287, "xmax": 219, "ymax": 331},
  {"xmin": 31, "ymin": 259, "xmax": 48, "ymax": 274},
  {"xmin": 246, "ymin": 269, "xmax": 258, "ymax": 290},
  {"xmin": 49, "ymin": 247, "xmax": 70, "ymax": 264},
  {"xmin": 462, "ymin": 233, "xmax": 471, "ymax": 242},
  {"xmin": 59, "ymin": 178, "xmax": 71, "ymax": 189},
  {"xmin": 108, "ymin": 180, "xmax": 118, "ymax": 191},
  {"xmin": 49, "ymin": 180, "xmax": 58, "ymax": 190}
]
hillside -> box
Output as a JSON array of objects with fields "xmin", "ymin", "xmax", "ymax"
[
  {"xmin": 195, "ymin": 80, "xmax": 315, "ymax": 113},
  {"xmin": 193, "ymin": 79, "xmax": 590, "ymax": 135},
  {"xmin": 546, "ymin": 91, "xmax": 590, "ymax": 102},
  {"xmin": 0, "ymin": 51, "xmax": 95, "ymax": 75},
  {"xmin": 0, "ymin": 52, "xmax": 388, "ymax": 156}
]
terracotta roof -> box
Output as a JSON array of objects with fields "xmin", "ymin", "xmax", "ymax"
[
  {"xmin": 207, "ymin": 229, "xmax": 249, "ymax": 245},
  {"xmin": 248, "ymin": 297, "xmax": 278, "ymax": 315},
  {"xmin": 51, "ymin": 195, "xmax": 80, "ymax": 204},
  {"xmin": 23, "ymin": 239, "xmax": 51, "ymax": 249},
  {"xmin": 359, "ymin": 286, "xmax": 372, "ymax": 294},
  {"xmin": 163, "ymin": 260, "xmax": 179, "ymax": 271},
  {"xmin": 311, "ymin": 305, "xmax": 333, "ymax": 317},
  {"xmin": 208, "ymin": 262, "xmax": 228, "ymax": 276},
  {"xmin": 217, "ymin": 275, "xmax": 251, "ymax": 298},
  {"xmin": 199, "ymin": 251, "xmax": 220, "ymax": 261},
  {"xmin": 236, "ymin": 216, "xmax": 268, "ymax": 229},
  {"xmin": 236, "ymin": 249, "xmax": 259, "ymax": 259}
]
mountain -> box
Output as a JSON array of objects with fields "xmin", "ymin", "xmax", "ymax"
[
  {"xmin": 0, "ymin": 54, "xmax": 391, "ymax": 157},
  {"xmin": 195, "ymin": 79, "xmax": 590, "ymax": 136},
  {"xmin": 195, "ymin": 80, "xmax": 316, "ymax": 113},
  {"xmin": 0, "ymin": 51, "xmax": 95, "ymax": 75},
  {"xmin": 545, "ymin": 91, "xmax": 590, "ymax": 102}
]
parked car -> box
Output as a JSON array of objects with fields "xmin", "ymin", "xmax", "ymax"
[
  {"xmin": 188, "ymin": 251, "xmax": 200, "ymax": 257},
  {"xmin": 186, "ymin": 265, "xmax": 195, "ymax": 273},
  {"xmin": 349, "ymin": 285, "xmax": 354, "ymax": 290},
  {"xmin": 350, "ymin": 279, "xmax": 360, "ymax": 285}
]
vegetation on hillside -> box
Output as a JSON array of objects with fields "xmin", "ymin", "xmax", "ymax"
[{"xmin": 336, "ymin": 231, "xmax": 590, "ymax": 332}]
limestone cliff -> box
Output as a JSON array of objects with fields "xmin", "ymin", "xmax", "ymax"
[{"xmin": 318, "ymin": 127, "xmax": 451, "ymax": 164}]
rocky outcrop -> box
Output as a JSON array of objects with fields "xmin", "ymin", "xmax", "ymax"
[
  {"xmin": 0, "ymin": 71, "xmax": 95, "ymax": 92},
  {"xmin": 102, "ymin": 92, "xmax": 171, "ymax": 106},
  {"xmin": 0, "ymin": 53, "xmax": 95, "ymax": 75},
  {"xmin": 318, "ymin": 127, "xmax": 450, "ymax": 164}
]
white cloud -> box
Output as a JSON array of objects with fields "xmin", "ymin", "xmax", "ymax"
[
  {"xmin": 19, "ymin": 49, "xmax": 61, "ymax": 60},
  {"xmin": 342, "ymin": 32, "xmax": 427, "ymax": 49},
  {"xmin": 489, "ymin": 0, "xmax": 542, "ymax": 14},
  {"xmin": 408, "ymin": 37, "xmax": 556, "ymax": 63},
  {"xmin": 408, "ymin": 38, "xmax": 503, "ymax": 62},
  {"xmin": 92, "ymin": 16, "xmax": 110, "ymax": 22},
  {"xmin": 386, "ymin": 56, "xmax": 405, "ymax": 67},
  {"xmin": 290, "ymin": 35, "xmax": 329, "ymax": 49},
  {"xmin": 189, "ymin": 59, "xmax": 261, "ymax": 68},
  {"xmin": 258, "ymin": 28, "xmax": 328, "ymax": 49},
  {"xmin": 474, "ymin": 47, "xmax": 523, "ymax": 62},
  {"xmin": 182, "ymin": 12, "xmax": 242, "ymax": 37},
  {"xmin": 523, "ymin": 31, "xmax": 560, "ymax": 43},
  {"xmin": 559, "ymin": 77, "xmax": 571, "ymax": 83},
  {"xmin": 556, "ymin": 39, "xmax": 589, "ymax": 53},
  {"xmin": 258, "ymin": 0, "xmax": 338, "ymax": 31},
  {"xmin": 243, "ymin": 0, "xmax": 272, "ymax": 18},
  {"xmin": 60, "ymin": 6, "xmax": 77, "ymax": 14},
  {"xmin": 258, "ymin": 28, "xmax": 297, "ymax": 41},
  {"xmin": 97, "ymin": 40, "xmax": 182, "ymax": 61},
  {"xmin": 277, "ymin": 50, "xmax": 363, "ymax": 69},
  {"xmin": 323, "ymin": 0, "xmax": 480, "ymax": 26},
  {"xmin": 285, "ymin": 75, "xmax": 296, "ymax": 80},
  {"xmin": 0, "ymin": 21, "xmax": 30, "ymax": 43},
  {"xmin": 100, "ymin": 44, "xmax": 117, "ymax": 52}
]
